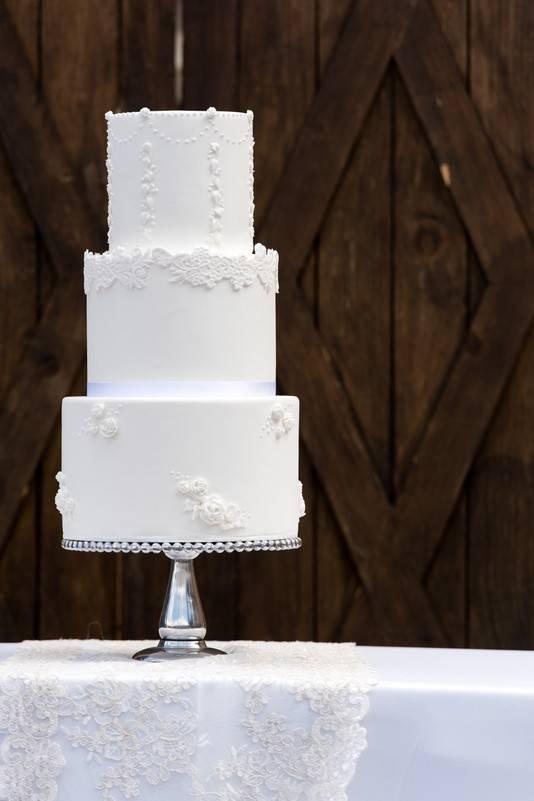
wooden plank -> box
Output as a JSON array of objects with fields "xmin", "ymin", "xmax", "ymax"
[
  {"xmin": 385, "ymin": 0, "xmax": 534, "ymax": 576},
  {"xmin": 249, "ymin": 0, "xmax": 413, "ymax": 594},
  {"xmin": 316, "ymin": 0, "xmax": 392, "ymax": 644},
  {"xmin": 120, "ymin": 552, "xmax": 170, "ymax": 640},
  {"xmin": 394, "ymin": 76, "xmax": 467, "ymax": 489},
  {"xmin": 396, "ymin": 0, "xmax": 530, "ymax": 284},
  {"xmin": 182, "ymin": 0, "xmax": 240, "ymax": 640},
  {"xmin": 298, "ymin": 256, "xmax": 320, "ymax": 642},
  {"xmin": 345, "ymin": 0, "xmax": 534, "ymax": 644},
  {"xmin": 183, "ymin": 0, "xmax": 238, "ymax": 111},
  {"xmin": 0, "ymin": 1, "xmax": 105, "ymax": 556},
  {"xmin": 252, "ymin": 0, "xmax": 411, "ymax": 582},
  {"xmin": 236, "ymin": 0, "xmax": 316, "ymax": 641},
  {"xmin": 469, "ymin": 0, "xmax": 534, "ymax": 648},
  {"xmin": 320, "ymin": 8, "xmax": 393, "ymax": 499},
  {"xmin": 394, "ymin": 0, "xmax": 468, "ymax": 645},
  {"xmin": 424, "ymin": 497, "xmax": 467, "ymax": 645},
  {"xmin": 359, "ymin": 555, "xmax": 447, "ymax": 645},
  {"xmin": 122, "ymin": 0, "xmax": 176, "ymax": 110},
  {"xmin": 119, "ymin": 0, "xmax": 179, "ymax": 639},
  {"xmin": 39, "ymin": 0, "xmax": 119, "ymax": 639},
  {"xmin": 260, "ymin": 0, "xmax": 416, "ymax": 279},
  {"xmin": 0, "ymin": 0, "xmax": 39, "ymax": 641},
  {"xmin": 422, "ymin": 0, "xmax": 468, "ymax": 646},
  {"xmin": 353, "ymin": 291, "xmax": 532, "ymax": 643},
  {"xmin": 178, "ymin": 0, "xmax": 529, "ymax": 645},
  {"xmin": 390, "ymin": 285, "xmax": 534, "ymax": 570}
]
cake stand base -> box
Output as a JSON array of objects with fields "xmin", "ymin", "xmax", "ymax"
[
  {"xmin": 132, "ymin": 549, "xmax": 225, "ymax": 661},
  {"xmin": 62, "ymin": 537, "xmax": 302, "ymax": 661},
  {"xmin": 133, "ymin": 640, "xmax": 226, "ymax": 661}
]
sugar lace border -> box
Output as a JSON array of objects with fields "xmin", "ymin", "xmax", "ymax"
[{"xmin": 84, "ymin": 244, "xmax": 279, "ymax": 294}]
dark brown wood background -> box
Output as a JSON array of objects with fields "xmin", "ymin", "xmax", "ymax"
[{"xmin": 1, "ymin": 0, "xmax": 534, "ymax": 648}]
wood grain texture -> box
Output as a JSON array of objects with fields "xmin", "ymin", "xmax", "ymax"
[
  {"xmin": 38, "ymin": 0, "xmax": 119, "ymax": 639},
  {"xmin": 389, "ymin": 287, "xmax": 534, "ymax": 567},
  {"xmin": 394, "ymin": 74, "xmax": 467, "ymax": 491},
  {"xmin": 236, "ymin": 0, "xmax": 316, "ymax": 641},
  {"xmin": 122, "ymin": 0, "xmax": 176, "ymax": 110},
  {"xmin": 256, "ymin": 0, "xmax": 403, "ymax": 611},
  {"xmin": 0, "ymin": 1, "xmax": 105, "ymax": 558},
  {"xmin": 397, "ymin": 1, "xmax": 530, "ymax": 284},
  {"xmin": 248, "ymin": 7, "xmax": 425, "ymax": 594},
  {"xmin": 252, "ymin": 0, "xmax": 444, "ymax": 644},
  {"xmin": 389, "ymin": 0, "xmax": 534, "ymax": 577},
  {"xmin": 394, "ymin": 0, "xmax": 468, "ymax": 645},
  {"xmin": 183, "ymin": 0, "xmax": 238, "ymax": 112},
  {"xmin": 0, "ymin": 0, "xmax": 39, "ymax": 640},
  {"xmin": 316, "ymin": 0, "xmax": 392, "ymax": 644},
  {"xmin": 313, "ymin": 0, "xmax": 534, "ymax": 645},
  {"xmin": 260, "ymin": 0, "xmax": 416, "ymax": 278},
  {"xmin": 420, "ymin": 0, "xmax": 468, "ymax": 646},
  {"xmin": 468, "ymin": 0, "xmax": 534, "ymax": 648}
]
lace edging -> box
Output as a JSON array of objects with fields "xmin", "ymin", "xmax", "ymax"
[
  {"xmin": 84, "ymin": 243, "xmax": 278, "ymax": 294},
  {"xmin": 0, "ymin": 640, "xmax": 374, "ymax": 801}
]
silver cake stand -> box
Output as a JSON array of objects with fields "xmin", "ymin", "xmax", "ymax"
[{"xmin": 62, "ymin": 537, "xmax": 301, "ymax": 661}]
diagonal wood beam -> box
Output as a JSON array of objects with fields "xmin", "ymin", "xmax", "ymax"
[
  {"xmin": 394, "ymin": 286, "xmax": 534, "ymax": 573},
  {"xmin": 259, "ymin": 0, "xmax": 419, "ymax": 534},
  {"xmin": 397, "ymin": 0, "xmax": 532, "ymax": 284},
  {"xmin": 389, "ymin": 0, "xmax": 534, "ymax": 571},
  {"xmin": 0, "ymin": 3, "xmax": 105, "ymax": 269},
  {"xmin": 0, "ymin": 1, "xmax": 105, "ymax": 556},
  {"xmin": 337, "ymin": 0, "xmax": 534, "ymax": 642},
  {"xmin": 337, "ymin": 0, "xmax": 534, "ymax": 643},
  {"xmin": 261, "ymin": 0, "xmax": 418, "ymax": 283},
  {"xmin": 261, "ymin": 0, "xmax": 534, "ymax": 643},
  {"xmin": 258, "ymin": 0, "xmax": 449, "ymax": 639}
]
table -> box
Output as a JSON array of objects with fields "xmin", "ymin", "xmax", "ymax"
[
  {"xmin": 1, "ymin": 642, "xmax": 533, "ymax": 801},
  {"xmin": 355, "ymin": 646, "xmax": 534, "ymax": 800}
]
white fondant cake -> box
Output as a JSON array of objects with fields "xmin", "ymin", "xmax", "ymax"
[
  {"xmin": 85, "ymin": 245, "xmax": 277, "ymax": 391},
  {"xmin": 107, "ymin": 108, "xmax": 253, "ymax": 253},
  {"xmin": 56, "ymin": 108, "xmax": 303, "ymax": 546},
  {"xmin": 60, "ymin": 397, "xmax": 300, "ymax": 543}
]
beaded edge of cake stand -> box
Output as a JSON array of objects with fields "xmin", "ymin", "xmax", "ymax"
[{"xmin": 62, "ymin": 537, "xmax": 302, "ymax": 554}]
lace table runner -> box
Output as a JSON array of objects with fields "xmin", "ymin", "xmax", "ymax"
[{"xmin": 0, "ymin": 640, "xmax": 374, "ymax": 801}]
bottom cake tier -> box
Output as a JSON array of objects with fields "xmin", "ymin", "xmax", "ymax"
[{"xmin": 57, "ymin": 396, "xmax": 302, "ymax": 544}]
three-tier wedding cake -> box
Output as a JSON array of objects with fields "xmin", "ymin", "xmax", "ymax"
[{"xmin": 56, "ymin": 107, "xmax": 304, "ymax": 550}]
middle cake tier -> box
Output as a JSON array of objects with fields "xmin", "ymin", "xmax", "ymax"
[
  {"xmin": 59, "ymin": 396, "xmax": 302, "ymax": 545},
  {"xmin": 85, "ymin": 245, "xmax": 277, "ymax": 396}
]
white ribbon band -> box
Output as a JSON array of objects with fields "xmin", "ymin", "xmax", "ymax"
[{"xmin": 87, "ymin": 381, "xmax": 277, "ymax": 399}]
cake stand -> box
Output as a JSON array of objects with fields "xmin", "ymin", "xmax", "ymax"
[{"xmin": 62, "ymin": 537, "xmax": 301, "ymax": 660}]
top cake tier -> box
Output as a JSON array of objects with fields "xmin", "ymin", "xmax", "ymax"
[{"xmin": 106, "ymin": 108, "xmax": 254, "ymax": 254}]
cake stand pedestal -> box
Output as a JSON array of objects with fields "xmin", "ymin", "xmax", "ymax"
[{"xmin": 62, "ymin": 537, "xmax": 301, "ymax": 660}]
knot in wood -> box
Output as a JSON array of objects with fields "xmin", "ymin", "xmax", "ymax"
[
  {"xmin": 414, "ymin": 222, "xmax": 443, "ymax": 259},
  {"xmin": 30, "ymin": 340, "xmax": 59, "ymax": 376}
]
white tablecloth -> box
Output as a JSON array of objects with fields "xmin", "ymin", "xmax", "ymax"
[
  {"xmin": 0, "ymin": 640, "xmax": 373, "ymax": 801},
  {"xmin": 356, "ymin": 645, "xmax": 534, "ymax": 801},
  {"xmin": 1, "ymin": 642, "xmax": 533, "ymax": 801}
]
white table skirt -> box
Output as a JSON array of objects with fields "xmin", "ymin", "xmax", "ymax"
[
  {"xmin": 355, "ymin": 645, "xmax": 534, "ymax": 801},
  {"xmin": 1, "ymin": 642, "xmax": 533, "ymax": 801}
]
